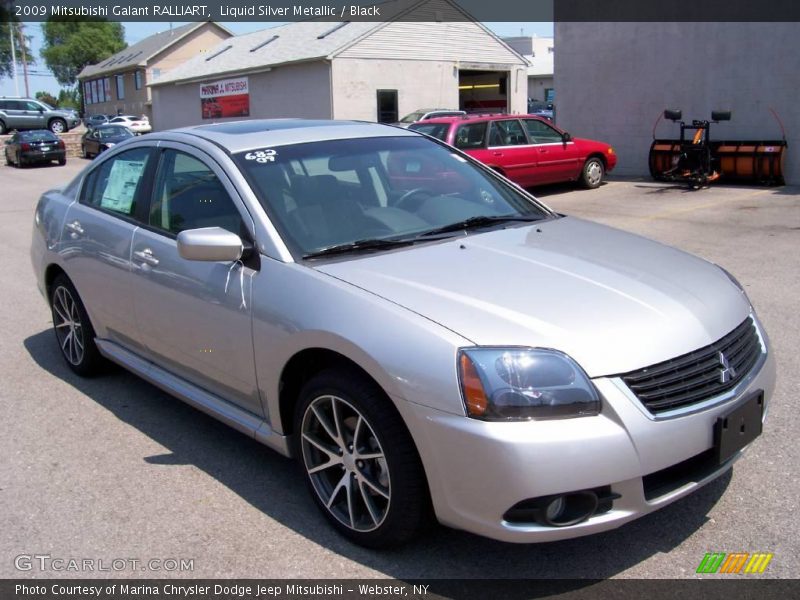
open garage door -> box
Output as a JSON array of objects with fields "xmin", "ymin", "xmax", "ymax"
[{"xmin": 459, "ymin": 70, "xmax": 509, "ymax": 114}]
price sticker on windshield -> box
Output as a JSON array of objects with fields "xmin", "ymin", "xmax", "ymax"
[{"xmin": 245, "ymin": 149, "xmax": 277, "ymax": 163}]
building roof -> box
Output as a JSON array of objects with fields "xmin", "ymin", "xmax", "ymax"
[
  {"xmin": 78, "ymin": 22, "xmax": 232, "ymax": 80},
  {"xmin": 151, "ymin": 20, "xmax": 378, "ymax": 86},
  {"xmin": 152, "ymin": 0, "xmax": 525, "ymax": 87}
]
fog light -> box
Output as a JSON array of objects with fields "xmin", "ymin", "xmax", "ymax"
[{"xmin": 545, "ymin": 496, "xmax": 565, "ymax": 521}]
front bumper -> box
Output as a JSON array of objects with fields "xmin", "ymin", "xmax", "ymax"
[{"xmin": 396, "ymin": 318, "xmax": 775, "ymax": 543}]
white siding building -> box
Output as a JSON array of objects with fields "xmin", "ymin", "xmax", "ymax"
[
  {"xmin": 503, "ymin": 36, "xmax": 555, "ymax": 105},
  {"xmin": 150, "ymin": 0, "xmax": 527, "ymax": 130}
]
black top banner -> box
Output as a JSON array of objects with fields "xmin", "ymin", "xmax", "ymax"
[{"xmin": 1, "ymin": 0, "xmax": 799, "ymax": 22}]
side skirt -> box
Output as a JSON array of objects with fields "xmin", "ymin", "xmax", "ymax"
[{"xmin": 95, "ymin": 339, "xmax": 292, "ymax": 457}]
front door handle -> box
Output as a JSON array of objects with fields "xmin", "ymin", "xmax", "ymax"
[
  {"xmin": 493, "ymin": 151, "xmax": 503, "ymax": 157},
  {"xmin": 133, "ymin": 248, "xmax": 160, "ymax": 266},
  {"xmin": 65, "ymin": 220, "xmax": 84, "ymax": 237}
]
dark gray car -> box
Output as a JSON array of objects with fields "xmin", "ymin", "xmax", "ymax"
[{"xmin": 81, "ymin": 125, "xmax": 135, "ymax": 159}]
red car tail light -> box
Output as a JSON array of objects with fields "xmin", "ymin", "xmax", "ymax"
[{"xmin": 21, "ymin": 143, "xmax": 31, "ymax": 151}]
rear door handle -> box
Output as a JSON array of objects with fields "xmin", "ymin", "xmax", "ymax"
[
  {"xmin": 133, "ymin": 248, "xmax": 159, "ymax": 266},
  {"xmin": 493, "ymin": 151, "xmax": 503, "ymax": 156},
  {"xmin": 65, "ymin": 220, "xmax": 84, "ymax": 237}
]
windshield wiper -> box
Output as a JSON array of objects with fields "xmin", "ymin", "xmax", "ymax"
[
  {"xmin": 416, "ymin": 214, "xmax": 544, "ymax": 238},
  {"xmin": 303, "ymin": 238, "xmax": 417, "ymax": 259}
]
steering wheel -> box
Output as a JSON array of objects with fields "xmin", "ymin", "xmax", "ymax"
[{"xmin": 394, "ymin": 187, "xmax": 435, "ymax": 212}]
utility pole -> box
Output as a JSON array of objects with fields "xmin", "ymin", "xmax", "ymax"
[
  {"xmin": 8, "ymin": 22, "xmax": 19, "ymax": 96},
  {"xmin": 17, "ymin": 22, "xmax": 30, "ymax": 97}
]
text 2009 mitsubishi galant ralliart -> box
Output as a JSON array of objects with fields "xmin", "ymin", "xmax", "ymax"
[{"xmin": 31, "ymin": 119, "xmax": 774, "ymax": 548}]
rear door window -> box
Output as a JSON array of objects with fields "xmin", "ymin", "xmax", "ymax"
[
  {"xmin": 82, "ymin": 147, "xmax": 153, "ymax": 217},
  {"xmin": 454, "ymin": 122, "xmax": 488, "ymax": 150}
]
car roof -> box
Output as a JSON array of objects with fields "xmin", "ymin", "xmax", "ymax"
[
  {"xmin": 415, "ymin": 113, "xmax": 553, "ymax": 126},
  {"xmin": 163, "ymin": 119, "xmax": 419, "ymax": 154}
]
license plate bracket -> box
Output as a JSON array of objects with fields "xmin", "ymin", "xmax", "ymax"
[{"xmin": 714, "ymin": 391, "xmax": 763, "ymax": 464}]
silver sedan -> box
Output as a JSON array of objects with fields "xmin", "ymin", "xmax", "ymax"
[{"xmin": 30, "ymin": 119, "xmax": 774, "ymax": 548}]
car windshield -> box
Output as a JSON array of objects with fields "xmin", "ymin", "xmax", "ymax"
[
  {"xmin": 38, "ymin": 102, "xmax": 55, "ymax": 110},
  {"xmin": 96, "ymin": 126, "xmax": 132, "ymax": 139},
  {"xmin": 408, "ymin": 123, "xmax": 450, "ymax": 141},
  {"xmin": 235, "ymin": 135, "xmax": 551, "ymax": 258},
  {"xmin": 399, "ymin": 112, "xmax": 426, "ymax": 123}
]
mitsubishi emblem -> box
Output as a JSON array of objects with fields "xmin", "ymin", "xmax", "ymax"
[{"xmin": 718, "ymin": 351, "xmax": 736, "ymax": 384}]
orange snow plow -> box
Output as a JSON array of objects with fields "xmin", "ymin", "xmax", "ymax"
[{"xmin": 649, "ymin": 109, "xmax": 787, "ymax": 187}]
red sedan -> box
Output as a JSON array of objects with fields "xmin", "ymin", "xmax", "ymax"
[{"xmin": 409, "ymin": 114, "xmax": 616, "ymax": 188}]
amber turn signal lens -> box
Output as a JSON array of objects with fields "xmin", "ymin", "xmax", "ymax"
[{"xmin": 459, "ymin": 353, "xmax": 488, "ymax": 417}]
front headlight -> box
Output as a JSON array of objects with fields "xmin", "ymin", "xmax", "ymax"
[{"xmin": 458, "ymin": 348, "xmax": 600, "ymax": 421}]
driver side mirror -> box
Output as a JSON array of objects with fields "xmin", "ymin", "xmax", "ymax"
[
  {"xmin": 177, "ymin": 227, "xmax": 243, "ymax": 262},
  {"xmin": 562, "ymin": 132, "xmax": 572, "ymax": 142}
]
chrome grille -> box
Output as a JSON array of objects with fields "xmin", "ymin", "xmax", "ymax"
[{"xmin": 621, "ymin": 318, "xmax": 762, "ymax": 414}]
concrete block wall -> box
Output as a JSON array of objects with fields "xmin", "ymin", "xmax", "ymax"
[{"xmin": 555, "ymin": 23, "xmax": 798, "ymax": 184}]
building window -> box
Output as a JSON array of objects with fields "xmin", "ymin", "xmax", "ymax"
[
  {"xmin": 134, "ymin": 70, "xmax": 143, "ymax": 90},
  {"xmin": 151, "ymin": 68, "xmax": 161, "ymax": 81},
  {"xmin": 116, "ymin": 75, "xmax": 125, "ymax": 100},
  {"xmin": 545, "ymin": 88, "xmax": 555, "ymax": 102},
  {"xmin": 376, "ymin": 90, "xmax": 398, "ymax": 124}
]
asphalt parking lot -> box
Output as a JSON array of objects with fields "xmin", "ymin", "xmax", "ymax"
[{"xmin": 1, "ymin": 159, "xmax": 798, "ymax": 579}]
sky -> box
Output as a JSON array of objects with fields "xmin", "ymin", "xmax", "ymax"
[{"xmin": 0, "ymin": 21, "xmax": 554, "ymax": 97}]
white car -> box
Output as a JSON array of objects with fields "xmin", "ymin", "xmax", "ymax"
[{"xmin": 108, "ymin": 115, "xmax": 151, "ymax": 134}]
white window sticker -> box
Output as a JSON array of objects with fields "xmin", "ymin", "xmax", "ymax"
[
  {"xmin": 245, "ymin": 149, "xmax": 277, "ymax": 163},
  {"xmin": 100, "ymin": 160, "xmax": 145, "ymax": 214}
]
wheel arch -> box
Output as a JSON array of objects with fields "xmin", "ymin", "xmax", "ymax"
[
  {"xmin": 585, "ymin": 152, "xmax": 608, "ymax": 169},
  {"xmin": 44, "ymin": 263, "xmax": 69, "ymax": 300},
  {"xmin": 277, "ymin": 346, "xmax": 397, "ymax": 438}
]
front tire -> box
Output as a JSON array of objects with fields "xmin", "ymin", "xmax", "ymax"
[
  {"xmin": 50, "ymin": 274, "xmax": 105, "ymax": 376},
  {"xmin": 581, "ymin": 157, "xmax": 605, "ymax": 189},
  {"xmin": 49, "ymin": 119, "xmax": 67, "ymax": 134},
  {"xmin": 295, "ymin": 369, "xmax": 430, "ymax": 548}
]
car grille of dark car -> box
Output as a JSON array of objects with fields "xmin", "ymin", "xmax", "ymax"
[{"xmin": 620, "ymin": 317, "xmax": 762, "ymax": 414}]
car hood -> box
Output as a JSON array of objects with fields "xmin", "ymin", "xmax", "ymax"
[{"xmin": 315, "ymin": 217, "xmax": 751, "ymax": 377}]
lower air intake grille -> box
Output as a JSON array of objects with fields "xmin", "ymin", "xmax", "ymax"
[{"xmin": 621, "ymin": 318, "xmax": 762, "ymax": 414}]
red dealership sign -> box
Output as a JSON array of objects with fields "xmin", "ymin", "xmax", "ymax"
[{"xmin": 200, "ymin": 77, "xmax": 250, "ymax": 119}]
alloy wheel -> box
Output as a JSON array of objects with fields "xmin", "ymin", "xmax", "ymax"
[
  {"xmin": 300, "ymin": 394, "xmax": 391, "ymax": 532},
  {"xmin": 52, "ymin": 285, "xmax": 85, "ymax": 365}
]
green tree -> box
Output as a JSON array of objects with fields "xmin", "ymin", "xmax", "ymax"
[
  {"xmin": 0, "ymin": 11, "xmax": 35, "ymax": 81},
  {"xmin": 57, "ymin": 88, "xmax": 81, "ymax": 110},
  {"xmin": 35, "ymin": 91, "xmax": 59, "ymax": 107},
  {"xmin": 40, "ymin": 19, "xmax": 126, "ymax": 87}
]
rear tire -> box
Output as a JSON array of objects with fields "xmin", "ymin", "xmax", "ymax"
[
  {"xmin": 58, "ymin": 157, "xmax": 66, "ymax": 166},
  {"xmin": 581, "ymin": 157, "xmax": 605, "ymax": 189},
  {"xmin": 50, "ymin": 274, "xmax": 106, "ymax": 377},
  {"xmin": 294, "ymin": 368, "xmax": 430, "ymax": 548},
  {"xmin": 0, "ymin": 121, "xmax": 6, "ymax": 135}
]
